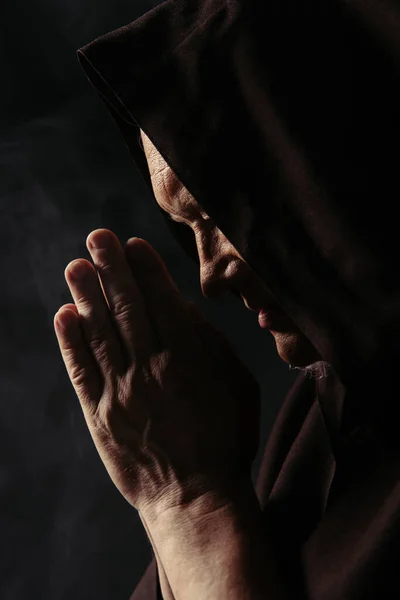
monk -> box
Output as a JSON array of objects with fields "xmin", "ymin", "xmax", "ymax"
[
  {"xmin": 53, "ymin": 133, "xmax": 296, "ymax": 599},
  {"xmin": 55, "ymin": 0, "xmax": 400, "ymax": 597}
]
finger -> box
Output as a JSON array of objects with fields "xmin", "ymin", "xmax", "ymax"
[
  {"xmin": 64, "ymin": 258, "xmax": 127, "ymax": 380},
  {"xmin": 54, "ymin": 305, "xmax": 102, "ymax": 416},
  {"xmin": 86, "ymin": 229, "xmax": 158, "ymax": 358},
  {"xmin": 125, "ymin": 237, "xmax": 196, "ymax": 351}
]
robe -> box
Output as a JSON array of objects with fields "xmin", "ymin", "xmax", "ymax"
[{"xmin": 77, "ymin": 1, "xmax": 400, "ymax": 597}]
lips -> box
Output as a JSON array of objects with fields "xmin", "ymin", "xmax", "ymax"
[
  {"xmin": 258, "ymin": 309, "xmax": 278, "ymax": 329},
  {"xmin": 241, "ymin": 293, "xmax": 294, "ymax": 332},
  {"xmin": 258, "ymin": 306, "xmax": 297, "ymax": 332},
  {"xmin": 242, "ymin": 296, "xmax": 279, "ymax": 313}
]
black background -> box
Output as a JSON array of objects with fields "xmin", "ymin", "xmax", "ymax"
[{"xmin": 0, "ymin": 1, "xmax": 296, "ymax": 598}]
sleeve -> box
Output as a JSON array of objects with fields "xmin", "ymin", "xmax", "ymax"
[{"xmin": 128, "ymin": 555, "xmax": 163, "ymax": 600}]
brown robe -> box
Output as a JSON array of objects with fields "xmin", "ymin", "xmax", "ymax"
[{"xmin": 77, "ymin": 1, "xmax": 400, "ymax": 597}]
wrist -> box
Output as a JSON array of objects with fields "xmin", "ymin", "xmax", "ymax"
[
  {"xmin": 139, "ymin": 475, "xmax": 256, "ymax": 531},
  {"xmin": 139, "ymin": 479, "xmax": 284, "ymax": 600},
  {"xmin": 139, "ymin": 477, "xmax": 265, "ymax": 564}
]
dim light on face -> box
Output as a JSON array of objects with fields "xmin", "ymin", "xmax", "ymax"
[{"xmin": 140, "ymin": 129, "xmax": 328, "ymax": 376}]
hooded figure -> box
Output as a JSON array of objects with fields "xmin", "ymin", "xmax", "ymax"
[{"xmin": 76, "ymin": 1, "xmax": 400, "ymax": 598}]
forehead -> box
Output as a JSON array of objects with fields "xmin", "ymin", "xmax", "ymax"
[
  {"xmin": 161, "ymin": 170, "xmax": 200, "ymax": 217},
  {"xmin": 140, "ymin": 129, "xmax": 203, "ymax": 217}
]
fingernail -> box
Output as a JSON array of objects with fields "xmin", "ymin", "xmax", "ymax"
[
  {"xmin": 88, "ymin": 231, "xmax": 110, "ymax": 249},
  {"xmin": 70, "ymin": 262, "xmax": 87, "ymax": 279},
  {"xmin": 126, "ymin": 237, "xmax": 139, "ymax": 245},
  {"xmin": 55, "ymin": 312, "xmax": 68, "ymax": 330},
  {"xmin": 56, "ymin": 309, "xmax": 76, "ymax": 330}
]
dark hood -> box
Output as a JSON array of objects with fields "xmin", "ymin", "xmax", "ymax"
[{"xmin": 76, "ymin": 0, "xmax": 400, "ymax": 443}]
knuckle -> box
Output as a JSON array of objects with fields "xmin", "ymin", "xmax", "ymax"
[
  {"xmin": 89, "ymin": 334, "xmax": 110, "ymax": 357},
  {"xmin": 112, "ymin": 294, "xmax": 140, "ymax": 320},
  {"xmin": 98, "ymin": 260, "xmax": 114, "ymax": 275},
  {"xmin": 75, "ymin": 294, "xmax": 95, "ymax": 314},
  {"xmin": 60, "ymin": 336, "xmax": 79, "ymax": 353},
  {"xmin": 68, "ymin": 361, "xmax": 89, "ymax": 389}
]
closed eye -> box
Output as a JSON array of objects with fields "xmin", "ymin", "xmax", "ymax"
[
  {"xmin": 167, "ymin": 211, "xmax": 212, "ymax": 229},
  {"xmin": 167, "ymin": 213, "xmax": 190, "ymax": 226}
]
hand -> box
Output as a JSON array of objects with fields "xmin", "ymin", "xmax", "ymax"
[{"xmin": 54, "ymin": 229, "xmax": 260, "ymax": 515}]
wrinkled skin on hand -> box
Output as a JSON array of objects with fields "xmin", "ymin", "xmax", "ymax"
[{"xmin": 54, "ymin": 231, "xmax": 260, "ymax": 515}]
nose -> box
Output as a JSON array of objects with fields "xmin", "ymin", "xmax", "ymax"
[
  {"xmin": 200, "ymin": 260, "xmax": 219, "ymax": 299},
  {"xmin": 199, "ymin": 254, "xmax": 242, "ymax": 299},
  {"xmin": 195, "ymin": 223, "xmax": 246, "ymax": 300}
]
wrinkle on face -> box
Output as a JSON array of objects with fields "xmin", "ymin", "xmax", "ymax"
[
  {"xmin": 140, "ymin": 130, "xmax": 245, "ymax": 264},
  {"xmin": 140, "ymin": 130, "xmax": 250, "ymax": 260},
  {"xmin": 138, "ymin": 129, "xmax": 324, "ymax": 371},
  {"xmin": 140, "ymin": 130, "xmax": 200, "ymax": 222}
]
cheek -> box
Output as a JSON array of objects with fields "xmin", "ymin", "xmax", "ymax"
[{"xmin": 193, "ymin": 224, "xmax": 221, "ymax": 260}]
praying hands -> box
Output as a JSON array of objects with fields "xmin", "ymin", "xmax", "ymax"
[{"xmin": 54, "ymin": 229, "xmax": 260, "ymax": 517}]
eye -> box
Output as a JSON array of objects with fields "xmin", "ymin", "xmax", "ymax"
[
  {"xmin": 167, "ymin": 214, "xmax": 189, "ymax": 226},
  {"xmin": 167, "ymin": 211, "xmax": 212, "ymax": 232}
]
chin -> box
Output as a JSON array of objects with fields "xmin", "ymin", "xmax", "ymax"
[{"xmin": 271, "ymin": 331, "xmax": 332, "ymax": 380}]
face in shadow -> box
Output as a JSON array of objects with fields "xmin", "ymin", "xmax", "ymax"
[{"xmin": 140, "ymin": 130, "xmax": 323, "ymax": 371}]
